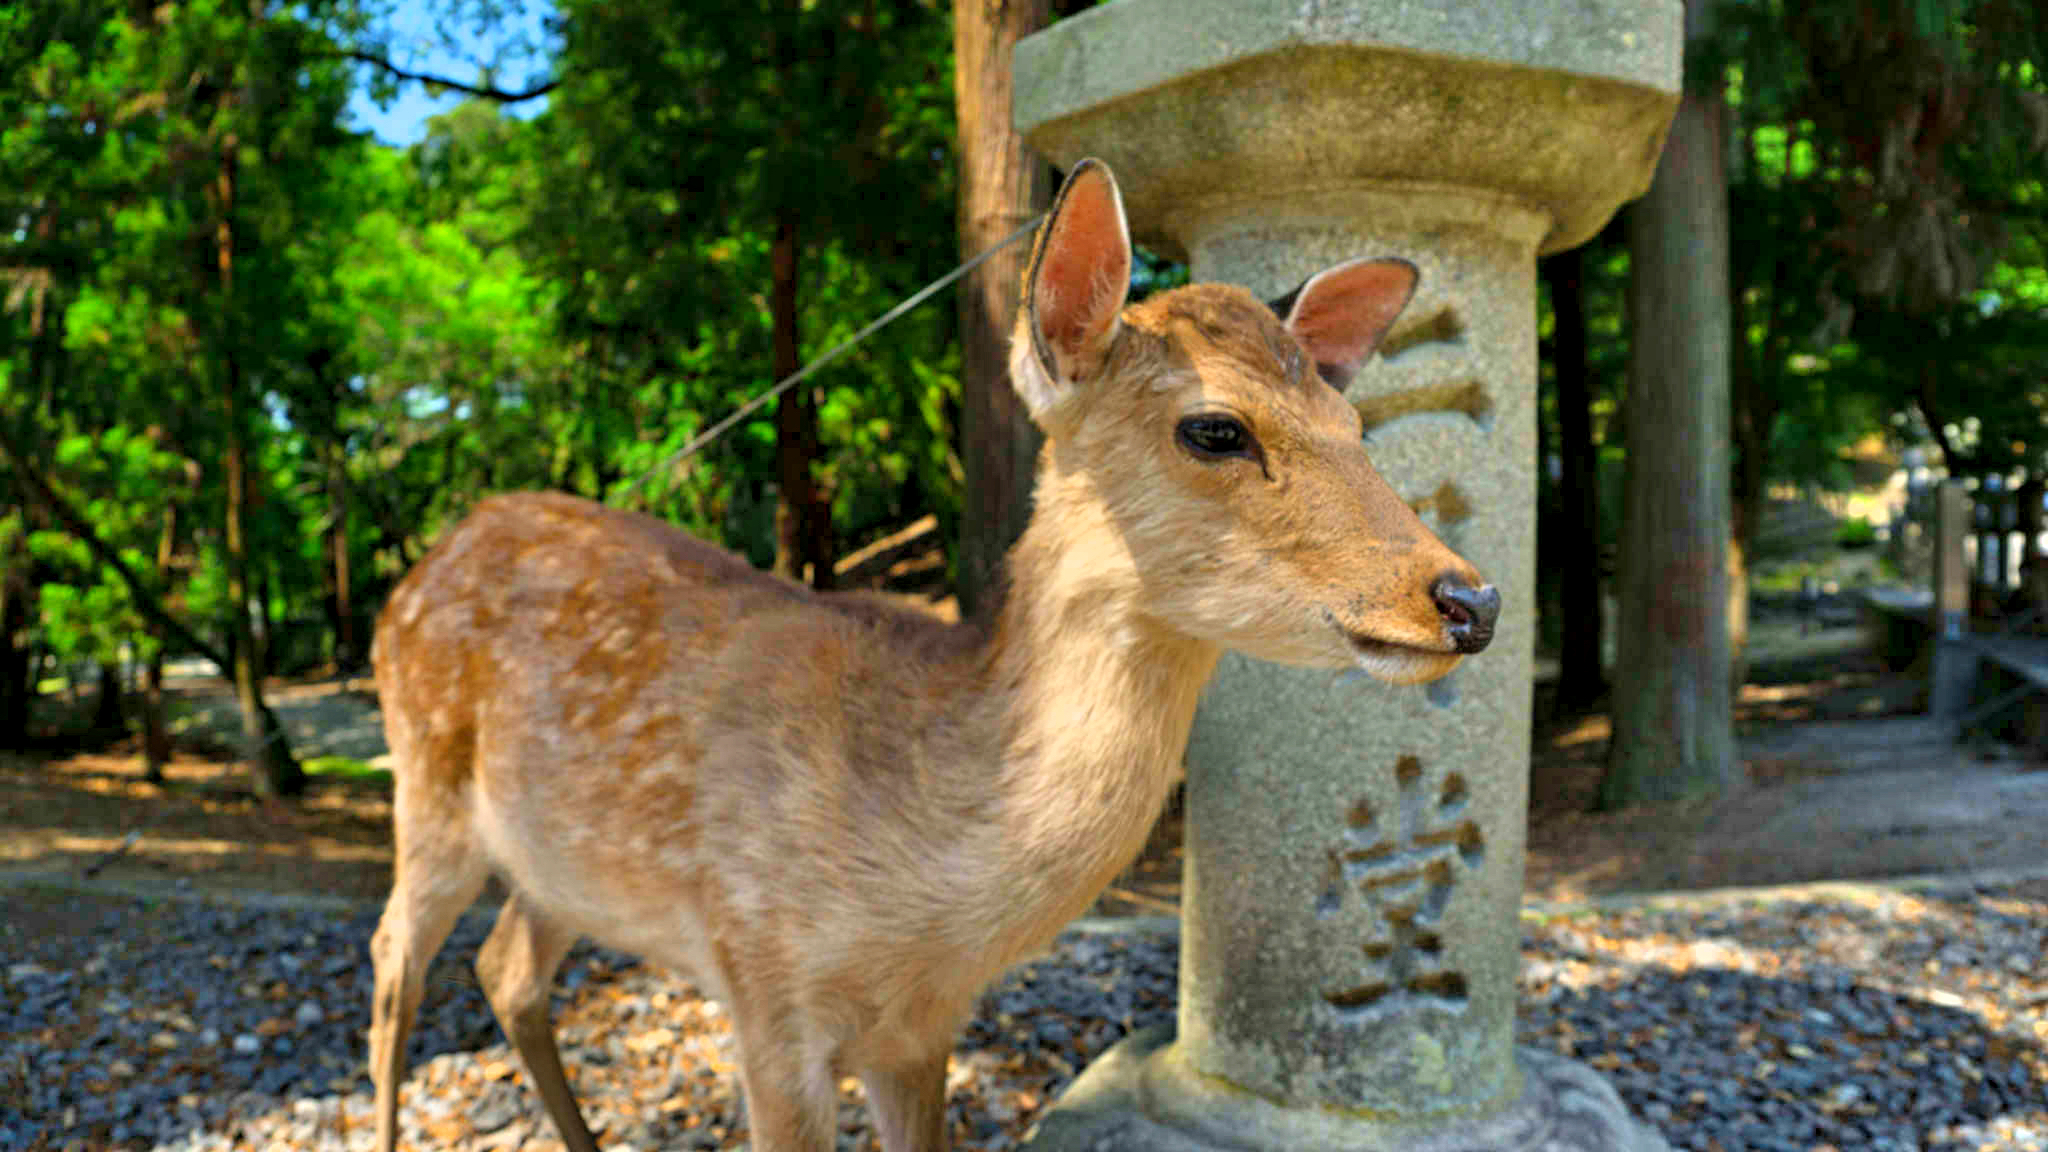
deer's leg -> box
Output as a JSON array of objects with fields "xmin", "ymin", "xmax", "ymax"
[
  {"xmin": 369, "ymin": 780, "xmax": 488, "ymax": 1152},
  {"xmin": 859, "ymin": 1049, "xmax": 951, "ymax": 1152},
  {"xmin": 475, "ymin": 894, "xmax": 597, "ymax": 1152},
  {"xmin": 728, "ymin": 1000, "xmax": 839, "ymax": 1152}
]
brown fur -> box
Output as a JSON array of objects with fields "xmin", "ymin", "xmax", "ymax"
[{"xmin": 367, "ymin": 162, "xmax": 1488, "ymax": 1152}]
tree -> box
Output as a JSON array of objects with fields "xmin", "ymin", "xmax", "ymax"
[
  {"xmin": 1541, "ymin": 245, "xmax": 1605, "ymax": 711},
  {"xmin": 952, "ymin": 0, "xmax": 1050, "ymax": 618},
  {"xmin": 1712, "ymin": 0, "xmax": 2047, "ymax": 675},
  {"xmin": 1603, "ymin": 0, "xmax": 1739, "ymax": 809},
  {"xmin": 0, "ymin": 0, "xmax": 391, "ymax": 794},
  {"xmin": 527, "ymin": 0, "xmax": 961, "ymax": 576}
]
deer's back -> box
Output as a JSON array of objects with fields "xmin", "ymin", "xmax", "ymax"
[
  {"xmin": 375, "ymin": 490, "xmax": 806, "ymax": 780},
  {"xmin": 372, "ymin": 492, "xmax": 991, "ymax": 980}
]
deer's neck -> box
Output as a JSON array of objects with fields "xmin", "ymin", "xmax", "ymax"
[{"xmin": 951, "ymin": 467, "xmax": 1220, "ymax": 954}]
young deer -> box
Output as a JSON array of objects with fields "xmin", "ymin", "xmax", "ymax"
[{"xmin": 368, "ymin": 160, "xmax": 1499, "ymax": 1152}]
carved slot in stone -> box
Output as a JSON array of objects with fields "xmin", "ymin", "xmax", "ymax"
[
  {"xmin": 1378, "ymin": 306, "xmax": 1465, "ymax": 359},
  {"xmin": 1408, "ymin": 481, "xmax": 1473, "ymax": 525},
  {"xmin": 1409, "ymin": 482, "xmax": 1473, "ymax": 559},
  {"xmin": 1357, "ymin": 379, "xmax": 1492, "ymax": 433},
  {"xmin": 1357, "ymin": 304, "xmax": 1491, "ymax": 433},
  {"xmin": 1321, "ymin": 756, "xmax": 1485, "ymax": 1018}
]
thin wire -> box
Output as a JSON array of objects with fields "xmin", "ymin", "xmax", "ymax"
[{"xmin": 625, "ymin": 213, "xmax": 1046, "ymax": 497}]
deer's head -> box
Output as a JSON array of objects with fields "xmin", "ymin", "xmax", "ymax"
[{"xmin": 1008, "ymin": 160, "xmax": 1498, "ymax": 685}]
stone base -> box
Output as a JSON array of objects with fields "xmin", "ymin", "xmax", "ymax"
[{"xmin": 1018, "ymin": 1025, "xmax": 1671, "ymax": 1152}]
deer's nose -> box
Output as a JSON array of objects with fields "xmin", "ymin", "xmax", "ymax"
[{"xmin": 1431, "ymin": 576, "xmax": 1500, "ymax": 654}]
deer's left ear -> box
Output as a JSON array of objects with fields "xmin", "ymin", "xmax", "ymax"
[
  {"xmin": 1012, "ymin": 159, "xmax": 1132, "ymax": 420},
  {"xmin": 1268, "ymin": 258, "xmax": 1418, "ymax": 391}
]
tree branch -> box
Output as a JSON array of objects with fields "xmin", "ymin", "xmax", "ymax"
[
  {"xmin": 0, "ymin": 417, "xmax": 233, "ymax": 673},
  {"xmin": 332, "ymin": 49, "xmax": 557, "ymax": 102}
]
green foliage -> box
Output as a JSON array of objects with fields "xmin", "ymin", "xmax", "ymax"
[
  {"xmin": 3, "ymin": 0, "xmax": 975, "ymax": 728},
  {"xmin": 1709, "ymin": 0, "xmax": 2048, "ymax": 493},
  {"xmin": 302, "ymin": 754, "xmax": 391, "ymax": 785},
  {"xmin": 22, "ymin": 426, "xmax": 185, "ymax": 665},
  {"xmin": 515, "ymin": 0, "xmax": 963, "ymax": 560}
]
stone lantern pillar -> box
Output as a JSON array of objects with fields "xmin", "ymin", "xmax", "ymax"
[{"xmin": 1012, "ymin": 3, "xmax": 1681, "ymax": 1149}]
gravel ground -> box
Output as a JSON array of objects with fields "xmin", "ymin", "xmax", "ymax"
[{"xmin": 3, "ymin": 878, "xmax": 2044, "ymax": 1152}]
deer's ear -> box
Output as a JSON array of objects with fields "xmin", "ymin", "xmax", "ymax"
[
  {"xmin": 1012, "ymin": 159, "xmax": 1131, "ymax": 418},
  {"xmin": 1269, "ymin": 257, "xmax": 1418, "ymax": 392}
]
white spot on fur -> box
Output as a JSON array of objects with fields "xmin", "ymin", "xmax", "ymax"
[{"xmin": 1008, "ymin": 325, "xmax": 1064, "ymax": 418}]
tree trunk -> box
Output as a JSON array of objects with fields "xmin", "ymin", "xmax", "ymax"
[
  {"xmin": 327, "ymin": 438, "xmax": 356, "ymax": 671},
  {"xmin": 1602, "ymin": 0, "xmax": 1738, "ymax": 811},
  {"xmin": 953, "ymin": 0, "xmax": 1052, "ymax": 620},
  {"xmin": 253, "ymin": 564, "xmax": 274, "ymax": 675},
  {"xmin": 1543, "ymin": 247, "xmax": 1605, "ymax": 712},
  {"xmin": 770, "ymin": 214, "xmax": 834, "ymax": 589},
  {"xmin": 1726, "ymin": 252, "xmax": 1778, "ymax": 693},
  {"xmin": 1728, "ymin": 379, "xmax": 1773, "ymax": 693},
  {"xmin": 91, "ymin": 660, "xmax": 124, "ymax": 737},
  {"xmin": 141, "ymin": 497, "xmax": 179, "ymax": 783},
  {"xmin": 216, "ymin": 134, "xmax": 302, "ymax": 798},
  {"xmin": 0, "ymin": 540, "xmax": 30, "ymax": 750},
  {"xmin": 141, "ymin": 652, "xmax": 169, "ymax": 782},
  {"xmin": 2019, "ymin": 477, "xmax": 2044, "ymax": 607}
]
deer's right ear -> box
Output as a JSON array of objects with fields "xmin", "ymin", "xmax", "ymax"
[
  {"xmin": 1268, "ymin": 257, "xmax": 1418, "ymax": 392},
  {"xmin": 1012, "ymin": 159, "xmax": 1132, "ymax": 419}
]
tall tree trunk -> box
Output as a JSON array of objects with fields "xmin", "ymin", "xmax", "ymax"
[
  {"xmin": 253, "ymin": 564, "xmax": 274, "ymax": 675},
  {"xmin": 0, "ymin": 537, "xmax": 30, "ymax": 750},
  {"xmin": 1728, "ymin": 315, "xmax": 1774, "ymax": 693},
  {"xmin": 1543, "ymin": 247, "xmax": 1605, "ymax": 712},
  {"xmin": 1726, "ymin": 191, "xmax": 1783, "ymax": 695},
  {"xmin": 141, "ymin": 653, "xmax": 169, "ymax": 782},
  {"xmin": 1603, "ymin": 0, "xmax": 1738, "ymax": 810},
  {"xmin": 953, "ymin": 0, "xmax": 1051, "ymax": 620},
  {"xmin": 142, "ymin": 493, "xmax": 178, "ymax": 783},
  {"xmin": 144, "ymin": 457, "xmax": 180, "ymax": 778},
  {"xmin": 2019, "ymin": 476, "xmax": 2044, "ymax": 607},
  {"xmin": 770, "ymin": 214, "xmax": 834, "ymax": 589},
  {"xmin": 90, "ymin": 660, "xmax": 124, "ymax": 737},
  {"xmin": 326, "ymin": 438, "xmax": 356, "ymax": 671},
  {"xmin": 2, "ymin": 272, "xmax": 55, "ymax": 750},
  {"xmin": 215, "ymin": 134, "xmax": 302, "ymax": 798}
]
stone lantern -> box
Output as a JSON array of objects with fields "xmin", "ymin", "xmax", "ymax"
[{"xmin": 1012, "ymin": 2, "xmax": 1682, "ymax": 1148}]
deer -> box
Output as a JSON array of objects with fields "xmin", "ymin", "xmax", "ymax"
[{"xmin": 366, "ymin": 159, "xmax": 1500, "ymax": 1152}]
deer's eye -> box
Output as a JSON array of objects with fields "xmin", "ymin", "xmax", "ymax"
[{"xmin": 1176, "ymin": 415, "xmax": 1257, "ymax": 462}]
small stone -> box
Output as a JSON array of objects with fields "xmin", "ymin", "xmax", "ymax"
[
  {"xmin": 233, "ymin": 1034, "xmax": 262, "ymax": 1055},
  {"xmin": 1822, "ymin": 1082, "xmax": 1864, "ymax": 1112},
  {"xmin": 470, "ymin": 1089, "xmax": 521, "ymax": 1134},
  {"xmin": 295, "ymin": 1000, "xmax": 324, "ymax": 1027},
  {"xmin": 6, "ymin": 962, "xmax": 47, "ymax": 983}
]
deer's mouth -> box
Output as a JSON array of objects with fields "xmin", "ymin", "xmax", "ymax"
[{"xmin": 1342, "ymin": 630, "xmax": 1462, "ymax": 685}]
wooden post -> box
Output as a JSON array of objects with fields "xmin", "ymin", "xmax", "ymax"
[{"xmin": 1932, "ymin": 480, "xmax": 1975, "ymax": 722}]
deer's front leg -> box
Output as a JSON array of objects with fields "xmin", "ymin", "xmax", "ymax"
[
  {"xmin": 726, "ymin": 997, "xmax": 840, "ymax": 1152},
  {"xmin": 859, "ymin": 1050, "xmax": 950, "ymax": 1152}
]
